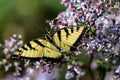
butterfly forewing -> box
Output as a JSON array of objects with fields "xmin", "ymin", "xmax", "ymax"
[
  {"xmin": 53, "ymin": 26, "xmax": 86, "ymax": 51},
  {"xmin": 13, "ymin": 39, "xmax": 62, "ymax": 60}
]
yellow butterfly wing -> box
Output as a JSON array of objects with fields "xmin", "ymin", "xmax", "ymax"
[
  {"xmin": 13, "ymin": 39, "xmax": 63, "ymax": 61},
  {"xmin": 53, "ymin": 26, "xmax": 86, "ymax": 51}
]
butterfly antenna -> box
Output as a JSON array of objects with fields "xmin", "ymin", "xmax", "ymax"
[
  {"xmin": 45, "ymin": 26, "xmax": 54, "ymax": 36},
  {"xmin": 45, "ymin": 27, "xmax": 52, "ymax": 41}
]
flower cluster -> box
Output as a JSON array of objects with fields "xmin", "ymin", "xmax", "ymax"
[
  {"xmin": 82, "ymin": 17, "xmax": 120, "ymax": 79},
  {"xmin": 49, "ymin": 0, "xmax": 117, "ymax": 31},
  {"xmin": 2, "ymin": 34, "xmax": 23, "ymax": 59},
  {"xmin": 0, "ymin": 34, "xmax": 23, "ymax": 76},
  {"xmin": 49, "ymin": 0, "xmax": 120, "ymax": 79},
  {"xmin": 65, "ymin": 61, "xmax": 85, "ymax": 80}
]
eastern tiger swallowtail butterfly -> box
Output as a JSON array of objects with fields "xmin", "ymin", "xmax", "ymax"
[{"xmin": 12, "ymin": 26, "xmax": 87, "ymax": 63}]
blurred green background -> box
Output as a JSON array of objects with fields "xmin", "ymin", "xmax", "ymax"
[
  {"xmin": 0, "ymin": 0, "xmax": 66, "ymax": 79},
  {"xmin": 0, "ymin": 0, "xmax": 65, "ymax": 42}
]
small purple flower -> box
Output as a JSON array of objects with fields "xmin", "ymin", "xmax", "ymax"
[{"xmin": 114, "ymin": 65, "xmax": 120, "ymax": 79}]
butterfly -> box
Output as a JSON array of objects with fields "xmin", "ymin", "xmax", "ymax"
[{"xmin": 12, "ymin": 26, "xmax": 88, "ymax": 63}]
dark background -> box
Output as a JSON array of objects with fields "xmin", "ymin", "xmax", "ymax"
[{"xmin": 0, "ymin": 0, "xmax": 65, "ymax": 42}]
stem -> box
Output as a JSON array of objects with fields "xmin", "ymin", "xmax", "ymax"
[{"xmin": 88, "ymin": 55, "xmax": 95, "ymax": 80}]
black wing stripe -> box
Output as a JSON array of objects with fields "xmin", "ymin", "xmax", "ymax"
[
  {"xmin": 33, "ymin": 39, "xmax": 45, "ymax": 47},
  {"xmin": 57, "ymin": 30, "xmax": 61, "ymax": 41},
  {"xmin": 76, "ymin": 27, "xmax": 80, "ymax": 31},
  {"xmin": 71, "ymin": 27, "xmax": 74, "ymax": 33},
  {"xmin": 64, "ymin": 28, "xmax": 69, "ymax": 37},
  {"xmin": 21, "ymin": 46, "xmax": 27, "ymax": 50},
  {"xmin": 12, "ymin": 55, "xmax": 63, "ymax": 63},
  {"xmin": 17, "ymin": 49, "xmax": 22, "ymax": 52},
  {"xmin": 27, "ymin": 42, "xmax": 35, "ymax": 50}
]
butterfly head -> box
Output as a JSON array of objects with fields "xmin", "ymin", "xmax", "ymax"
[{"xmin": 45, "ymin": 32, "xmax": 52, "ymax": 41}]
